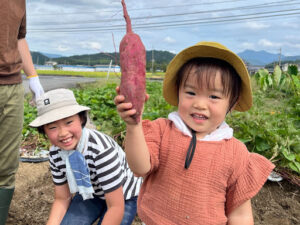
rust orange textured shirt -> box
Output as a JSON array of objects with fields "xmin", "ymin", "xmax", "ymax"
[
  {"xmin": 138, "ymin": 118, "xmax": 275, "ymax": 225},
  {"xmin": 0, "ymin": 0, "xmax": 26, "ymax": 84}
]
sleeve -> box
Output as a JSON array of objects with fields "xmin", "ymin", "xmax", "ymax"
[
  {"xmin": 94, "ymin": 144, "xmax": 124, "ymax": 194},
  {"xmin": 142, "ymin": 118, "xmax": 168, "ymax": 173},
  {"xmin": 49, "ymin": 147, "xmax": 67, "ymax": 185},
  {"xmin": 18, "ymin": 7, "xmax": 26, "ymax": 39},
  {"xmin": 225, "ymin": 141, "xmax": 275, "ymax": 215}
]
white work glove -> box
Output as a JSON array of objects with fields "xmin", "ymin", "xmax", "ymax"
[{"xmin": 28, "ymin": 76, "xmax": 44, "ymax": 101}]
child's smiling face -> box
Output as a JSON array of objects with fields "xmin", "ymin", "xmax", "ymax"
[
  {"xmin": 44, "ymin": 114, "xmax": 83, "ymax": 150},
  {"xmin": 178, "ymin": 68, "xmax": 231, "ymax": 139}
]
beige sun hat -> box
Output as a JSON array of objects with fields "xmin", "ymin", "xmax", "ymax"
[
  {"xmin": 29, "ymin": 88, "xmax": 90, "ymax": 127},
  {"xmin": 163, "ymin": 41, "xmax": 252, "ymax": 112}
]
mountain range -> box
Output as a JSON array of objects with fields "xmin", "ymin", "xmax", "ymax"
[
  {"xmin": 238, "ymin": 50, "xmax": 300, "ymax": 66},
  {"xmin": 31, "ymin": 49, "xmax": 300, "ymax": 68}
]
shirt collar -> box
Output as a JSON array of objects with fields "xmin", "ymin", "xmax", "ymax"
[{"xmin": 168, "ymin": 111, "xmax": 233, "ymax": 141}]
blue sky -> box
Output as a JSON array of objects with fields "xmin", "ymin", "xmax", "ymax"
[{"xmin": 26, "ymin": 0, "xmax": 300, "ymax": 57}]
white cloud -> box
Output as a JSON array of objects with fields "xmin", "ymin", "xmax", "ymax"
[
  {"xmin": 258, "ymin": 39, "xmax": 281, "ymax": 48},
  {"xmin": 281, "ymin": 22, "xmax": 299, "ymax": 29},
  {"xmin": 245, "ymin": 21, "xmax": 269, "ymax": 30},
  {"xmin": 57, "ymin": 45, "xmax": 71, "ymax": 52},
  {"xmin": 240, "ymin": 42, "xmax": 255, "ymax": 49},
  {"xmin": 285, "ymin": 42, "xmax": 300, "ymax": 49},
  {"xmin": 284, "ymin": 35, "xmax": 300, "ymax": 42},
  {"xmin": 24, "ymin": 0, "xmax": 300, "ymax": 57},
  {"xmin": 80, "ymin": 42, "xmax": 102, "ymax": 51},
  {"xmin": 164, "ymin": 36, "xmax": 176, "ymax": 44}
]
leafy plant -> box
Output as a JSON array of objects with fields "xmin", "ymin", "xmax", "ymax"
[
  {"xmin": 227, "ymin": 86, "xmax": 300, "ymax": 174},
  {"xmin": 23, "ymin": 96, "xmax": 49, "ymax": 150},
  {"xmin": 254, "ymin": 65, "xmax": 300, "ymax": 96},
  {"xmin": 23, "ymin": 78, "xmax": 300, "ymax": 175}
]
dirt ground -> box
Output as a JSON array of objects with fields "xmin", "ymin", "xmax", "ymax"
[{"xmin": 6, "ymin": 161, "xmax": 300, "ymax": 225}]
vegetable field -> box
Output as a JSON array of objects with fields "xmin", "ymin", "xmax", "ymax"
[
  {"xmin": 8, "ymin": 69, "xmax": 300, "ymax": 224},
  {"xmin": 23, "ymin": 68, "xmax": 300, "ymax": 179}
]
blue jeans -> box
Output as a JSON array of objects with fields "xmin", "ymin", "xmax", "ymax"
[{"xmin": 60, "ymin": 193, "xmax": 137, "ymax": 225}]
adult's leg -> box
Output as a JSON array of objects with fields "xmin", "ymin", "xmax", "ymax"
[
  {"xmin": 0, "ymin": 188, "xmax": 14, "ymax": 225},
  {"xmin": 0, "ymin": 84, "xmax": 24, "ymax": 225},
  {"xmin": 61, "ymin": 194, "xmax": 106, "ymax": 225}
]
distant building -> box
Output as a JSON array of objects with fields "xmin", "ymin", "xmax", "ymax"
[
  {"xmin": 45, "ymin": 61, "xmax": 57, "ymax": 66},
  {"xmin": 34, "ymin": 65, "xmax": 54, "ymax": 70},
  {"xmin": 282, "ymin": 63, "xmax": 300, "ymax": 72},
  {"xmin": 59, "ymin": 65, "xmax": 95, "ymax": 72},
  {"xmin": 35, "ymin": 63, "xmax": 121, "ymax": 72},
  {"xmin": 247, "ymin": 65, "xmax": 265, "ymax": 75},
  {"xmin": 95, "ymin": 65, "xmax": 120, "ymax": 73}
]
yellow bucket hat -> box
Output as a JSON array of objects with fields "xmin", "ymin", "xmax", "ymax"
[{"xmin": 163, "ymin": 41, "xmax": 252, "ymax": 112}]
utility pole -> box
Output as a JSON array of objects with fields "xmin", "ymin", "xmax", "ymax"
[
  {"xmin": 278, "ymin": 47, "xmax": 282, "ymax": 68},
  {"xmin": 151, "ymin": 47, "xmax": 154, "ymax": 74}
]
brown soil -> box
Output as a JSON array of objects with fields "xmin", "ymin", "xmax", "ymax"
[{"xmin": 6, "ymin": 162, "xmax": 300, "ymax": 225}]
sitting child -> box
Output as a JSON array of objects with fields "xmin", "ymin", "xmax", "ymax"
[{"xmin": 30, "ymin": 88, "xmax": 142, "ymax": 225}]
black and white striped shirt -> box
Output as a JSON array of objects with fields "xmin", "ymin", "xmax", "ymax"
[{"xmin": 49, "ymin": 128, "xmax": 142, "ymax": 200}]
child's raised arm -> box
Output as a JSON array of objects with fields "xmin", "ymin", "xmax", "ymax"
[{"xmin": 114, "ymin": 87, "xmax": 151, "ymax": 176}]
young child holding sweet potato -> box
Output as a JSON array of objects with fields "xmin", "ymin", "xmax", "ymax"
[
  {"xmin": 114, "ymin": 41, "xmax": 275, "ymax": 225},
  {"xmin": 29, "ymin": 88, "xmax": 142, "ymax": 225}
]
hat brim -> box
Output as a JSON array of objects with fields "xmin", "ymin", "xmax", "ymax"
[
  {"xmin": 163, "ymin": 42, "xmax": 252, "ymax": 112},
  {"xmin": 29, "ymin": 105, "xmax": 90, "ymax": 127}
]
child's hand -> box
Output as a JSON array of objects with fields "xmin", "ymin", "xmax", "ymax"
[{"xmin": 114, "ymin": 86, "xmax": 149, "ymax": 125}]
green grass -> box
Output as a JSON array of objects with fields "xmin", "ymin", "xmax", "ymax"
[
  {"xmin": 37, "ymin": 70, "xmax": 120, "ymax": 78},
  {"xmin": 36, "ymin": 70, "xmax": 165, "ymax": 79}
]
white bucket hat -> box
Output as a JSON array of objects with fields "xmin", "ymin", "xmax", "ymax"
[{"xmin": 29, "ymin": 88, "xmax": 90, "ymax": 127}]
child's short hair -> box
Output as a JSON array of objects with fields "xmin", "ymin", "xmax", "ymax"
[{"xmin": 175, "ymin": 57, "xmax": 241, "ymax": 111}]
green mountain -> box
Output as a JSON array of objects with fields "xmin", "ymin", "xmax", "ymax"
[
  {"xmin": 32, "ymin": 49, "xmax": 300, "ymax": 71},
  {"xmin": 31, "ymin": 51, "xmax": 50, "ymax": 65},
  {"xmin": 146, "ymin": 50, "xmax": 175, "ymax": 72},
  {"xmin": 31, "ymin": 50, "xmax": 176, "ymax": 72}
]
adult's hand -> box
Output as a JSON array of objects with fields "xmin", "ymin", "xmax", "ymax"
[
  {"xmin": 28, "ymin": 75, "xmax": 44, "ymax": 101},
  {"xmin": 18, "ymin": 38, "xmax": 44, "ymax": 101}
]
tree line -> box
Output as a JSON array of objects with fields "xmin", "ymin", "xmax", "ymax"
[{"xmin": 31, "ymin": 50, "xmax": 176, "ymax": 72}]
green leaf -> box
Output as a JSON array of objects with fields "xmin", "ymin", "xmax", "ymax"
[
  {"xmin": 255, "ymin": 137, "xmax": 270, "ymax": 152},
  {"xmin": 288, "ymin": 161, "xmax": 300, "ymax": 173},
  {"xmin": 239, "ymin": 138, "xmax": 252, "ymax": 144},
  {"xmin": 258, "ymin": 68, "xmax": 269, "ymax": 77},
  {"xmin": 295, "ymin": 154, "xmax": 300, "ymax": 162},
  {"xmin": 291, "ymin": 75, "xmax": 300, "ymax": 90},
  {"xmin": 267, "ymin": 75, "xmax": 273, "ymax": 87},
  {"xmin": 260, "ymin": 76, "xmax": 267, "ymax": 91},
  {"xmin": 287, "ymin": 65, "xmax": 298, "ymax": 76},
  {"xmin": 282, "ymin": 148, "xmax": 296, "ymax": 161},
  {"xmin": 273, "ymin": 65, "xmax": 282, "ymax": 86}
]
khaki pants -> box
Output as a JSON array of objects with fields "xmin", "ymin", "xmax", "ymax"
[{"xmin": 0, "ymin": 83, "xmax": 24, "ymax": 188}]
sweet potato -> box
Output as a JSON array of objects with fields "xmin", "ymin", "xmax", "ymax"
[{"xmin": 119, "ymin": 0, "xmax": 146, "ymax": 123}]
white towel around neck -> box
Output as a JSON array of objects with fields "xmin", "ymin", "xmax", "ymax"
[{"xmin": 168, "ymin": 111, "xmax": 233, "ymax": 141}]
